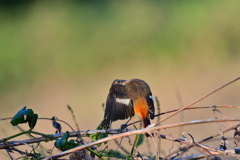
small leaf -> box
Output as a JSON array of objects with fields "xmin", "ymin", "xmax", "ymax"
[
  {"xmin": 90, "ymin": 133, "xmax": 97, "ymax": 141},
  {"xmin": 98, "ymin": 119, "xmax": 109, "ymax": 129},
  {"xmin": 60, "ymin": 131, "xmax": 69, "ymax": 144},
  {"xmin": 55, "ymin": 131, "xmax": 69, "ymax": 151},
  {"xmin": 136, "ymin": 134, "xmax": 144, "ymax": 147},
  {"xmin": 10, "ymin": 107, "xmax": 28, "ymax": 126},
  {"xmin": 97, "ymin": 122, "xmax": 103, "ymax": 130},
  {"xmin": 28, "ymin": 114, "xmax": 38, "ymax": 130},
  {"xmin": 55, "ymin": 132, "xmax": 78, "ymax": 151},
  {"xmin": 11, "ymin": 107, "xmax": 38, "ymax": 130},
  {"xmin": 96, "ymin": 132, "xmax": 102, "ymax": 140},
  {"xmin": 90, "ymin": 132, "xmax": 108, "ymax": 147}
]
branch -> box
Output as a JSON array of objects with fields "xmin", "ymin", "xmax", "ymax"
[
  {"xmin": 43, "ymin": 118, "xmax": 240, "ymax": 160},
  {"xmin": 167, "ymin": 123, "xmax": 240, "ymax": 159},
  {"xmin": 127, "ymin": 105, "xmax": 240, "ymax": 127},
  {"xmin": 155, "ymin": 77, "xmax": 240, "ymax": 126},
  {"xmin": 0, "ymin": 128, "xmax": 132, "ymax": 149},
  {"xmin": 197, "ymin": 143, "xmax": 240, "ymax": 158}
]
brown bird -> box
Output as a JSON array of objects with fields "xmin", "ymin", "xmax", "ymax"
[{"xmin": 104, "ymin": 79, "xmax": 155, "ymax": 134}]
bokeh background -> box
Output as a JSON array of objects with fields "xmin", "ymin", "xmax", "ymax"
[{"xmin": 1, "ymin": 1, "xmax": 240, "ymax": 159}]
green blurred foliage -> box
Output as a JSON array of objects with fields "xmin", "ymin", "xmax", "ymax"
[{"xmin": 0, "ymin": 1, "xmax": 240, "ymax": 92}]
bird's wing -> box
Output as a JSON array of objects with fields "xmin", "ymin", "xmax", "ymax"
[
  {"xmin": 146, "ymin": 92, "xmax": 155, "ymax": 120},
  {"xmin": 104, "ymin": 84, "xmax": 134, "ymax": 124}
]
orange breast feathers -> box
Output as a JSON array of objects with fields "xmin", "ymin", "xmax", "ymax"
[{"xmin": 133, "ymin": 98, "xmax": 150, "ymax": 127}]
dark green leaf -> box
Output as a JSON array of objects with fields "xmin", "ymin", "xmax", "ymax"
[
  {"xmin": 60, "ymin": 131, "xmax": 69, "ymax": 145},
  {"xmin": 136, "ymin": 134, "xmax": 144, "ymax": 147},
  {"xmin": 54, "ymin": 131, "xmax": 78, "ymax": 151},
  {"xmin": 90, "ymin": 132, "xmax": 108, "ymax": 147},
  {"xmin": 28, "ymin": 114, "xmax": 38, "ymax": 130},
  {"xmin": 10, "ymin": 106, "xmax": 38, "ymax": 130},
  {"xmin": 97, "ymin": 119, "xmax": 108, "ymax": 130},
  {"xmin": 97, "ymin": 123, "xmax": 103, "ymax": 130},
  {"xmin": 10, "ymin": 106, "xmax": 28, "ymax": 126},
  {"xmin": 54, "ymin": 131, "xmax": 69, "ymax": 151}
]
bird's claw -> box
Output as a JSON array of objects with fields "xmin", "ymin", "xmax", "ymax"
[{"xmin": 121, "ymin": 124, "xmax": 128, "ymax": 130}]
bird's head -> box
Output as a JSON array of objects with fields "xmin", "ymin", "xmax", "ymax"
[{"xmin": 112, "ymin": 79, "xmax": 127, "ymax": 85}]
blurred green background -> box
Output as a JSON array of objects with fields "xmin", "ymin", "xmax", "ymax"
[{"xmin": 1, "ymin": 0, "xmax": 240, "ymax": 158}]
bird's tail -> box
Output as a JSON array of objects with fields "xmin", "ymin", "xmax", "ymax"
[
  {"xmin": 143, "ymin": 117, "xmax": 150, "ymax": 128},
  {"xmin": 142, "ymin": 117, "xmax": 154, "ymax": 137}
]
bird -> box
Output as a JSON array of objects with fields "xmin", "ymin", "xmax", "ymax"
[{"xmin": 103, "ymin": 78, "xmax": 155, "ymax": 136}]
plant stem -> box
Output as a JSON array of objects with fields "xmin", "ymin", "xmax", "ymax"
[
  {"xmin": 129, "ymin": 125, "xmax": 139, "ymax": 157},
  {"xmin": 0, "ymin": 130, "xmax": 56, "ymax": 143}
]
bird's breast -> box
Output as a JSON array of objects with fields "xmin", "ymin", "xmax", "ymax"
[{"xmin": 133, "ymin": 98, "xmax": 149, "ymax": 119}]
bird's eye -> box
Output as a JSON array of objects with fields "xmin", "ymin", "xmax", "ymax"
[{"xmin": 117, "ymin": 80, "xmax": 121, "ymax": 83}]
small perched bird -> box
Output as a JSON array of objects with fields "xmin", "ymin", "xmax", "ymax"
[{"xmin": 104, "ymin": 79, "xmax": 155, "ymax": 134}]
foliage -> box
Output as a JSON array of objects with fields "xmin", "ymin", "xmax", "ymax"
[
  {"xmin": 10, "ymin": 106, "xmax": 38, "ymax": 130},
  {"xmin": 54, "ymin": 131, "xmax": 78, "ymax": 151}
]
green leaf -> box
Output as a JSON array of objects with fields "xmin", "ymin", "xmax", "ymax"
[
  {"xmin": 10, "ymin": 106, "xmax": 38, "ymax": 130},
  {"xmin": 90, "ymin": 132, "xmax": 108, "ymax": 147},
  {"xmin": 90, "ymin": 133, "xmax": 97, "ymax": 141},
  {"xmin": 136, "ymin": 134, "xmax": 144, "ymax": 147},
  {"xmin": 55, "ymin": 131, "xmax": 69, "ymax": 151},
  {"xmin": 54, "ymin": 131, "xmax": 78, "ymax": 151},
  {"xmin": 10, "ymin": 106, "xmax": 28, "ymax": 126},
  {"xmin": 28, "ymin": 114, "xmax": 38, "ymax": 130},
  {"xmin": 96, "ymin": 133, "xmax": 102, "ymax": 147},
  {"xmin": 97, "ymin": 123, "xmax": 103, "ymax": 130},
  {"xmin": 97, "ymin": 119, "xmax": 109, "ymax": 130}
]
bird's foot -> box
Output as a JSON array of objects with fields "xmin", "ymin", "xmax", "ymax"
[{"xmin": 121, "ymin": 123, "xmax": 128, "ymax": 130}]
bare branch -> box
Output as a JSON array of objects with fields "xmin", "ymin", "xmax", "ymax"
[
  {"xmin": 155, "ymin": 77, "xmax": 240, "ymax": 126},
  {"xmin": 43, "ymin": 118, "xmax": 240, "ymax": 160},
  {"xmin": 0, "ymin": 128, "xmax": 132, "ymax": 149},
  {"xmin": 167, "ymin": 123, "xmax": 240, "ymax": 159},
  {"xmin": 127, "ymin": 105, "xmax": 240, "ymax": 127}
]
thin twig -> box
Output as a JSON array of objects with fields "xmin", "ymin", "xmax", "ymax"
[
  {"xmin": 167, "ymin": 123, "xmax": 240, "ymax": 159},
  {"xmin": 127, "ymin": 105, "xmax": 240, "ymax": 127},
  {"xmin": 67, "ymin": 105, "xmax": 80, "ymax": 132},
  {"xmin": 0, "ymin": 128, "xmax": 133, "ymax": 149},
  {"xmin": 155, "ymin": 77, "xmax": 240, "ymax": 126},
  {"xmin": 5, "ymin": 148, "xmax": 13, "ymax": 160},
  {"xmin": 0, "ymin": 117, "xmax": 75, "ymax": 132},
  {"xmin": 174, "ymin": 153, "xmax": 218, "ymax": 160},
  {"xmin": 114, "ymin": 138, "xmax": 129, "ymax": 155},
  {"xmin": 43, "ymin": 118, "xmax": 240, "ymax": 160},
  {"xmin": 197, "ymin": 142, "xmax": 240, "ymax": 159},
  {"xmin": 175, "ymin": 87, "xmax": 184, "ymax": 136},
  {"xmin": 11, "ymin": 147, "xmax": 40, "ymax": 159},
  {"xmin": 39, "ymin": 117, "xmax": 75, "ymax": 132}
]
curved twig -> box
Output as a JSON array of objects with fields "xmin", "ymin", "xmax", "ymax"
[
  {"xmin": 155, "ymin": 77, "xmax": 240, "ymax": 126},
  {"xmin": 167, "ymin": 123, "xmax": 240, "ymax": 159},
  {"xmin": 127, "ymin": 105, "xmax": 240, "ymax": 127},
  {"xmin": 0, "ymin": 117, "xmax": 75, "ymax": 132}
]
